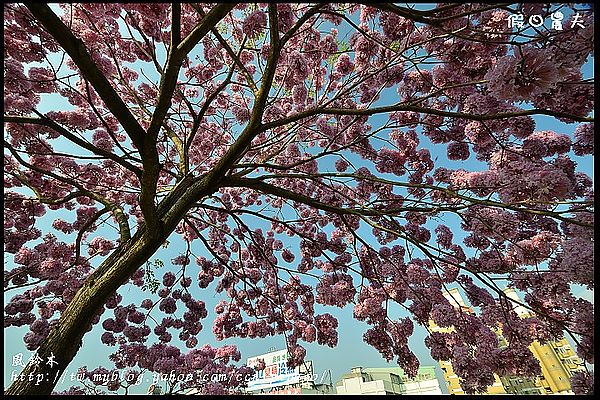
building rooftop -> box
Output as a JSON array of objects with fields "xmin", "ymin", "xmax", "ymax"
[{"xmin": 338, "ymin": 366, "xmax": 437, "ymax": 383}]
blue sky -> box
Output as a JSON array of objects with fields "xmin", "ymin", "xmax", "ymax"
[{"xmin": 4, "ymin": 4, "xmax": 594, "ymax": 394}]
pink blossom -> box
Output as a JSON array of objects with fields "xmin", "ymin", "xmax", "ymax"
[
  {"xmin": 571, "ymin": 371, "xmax": 594, "ymax": 395},
  {"xmin": 281, "ymin": 249, "xmax": 295, "ymax": 263},
  {"xmin": 334, "ymin": 53, "xmax": 354, "ymax": 76},
  {"xmin": 379, "ymin": 12, "xmax": 413, "ymax": 40},
  {"xmin": 316, "ymin": 273, "xmax": 356, "ymax": 307},
  {"xmin": 447, "ymin": 141, "xmax": 470, "ymax": 160},
  {"xmin": 243, "ymin": 11, "xmax": 267, "ymax": 39},
  {"xmin": 486, "ymin": 47, "xmax": 559, "ymax": 102},
  {"xmin": 522, "ymin": 130, "xmax": 571, "ymax": 158},
  {"xmin": 3, "ymin": 4, "xmax": 595, "ymax": 396},
  {"xmin": 573, "ymin": 123, "xmax": 594, "ymax": 156}
]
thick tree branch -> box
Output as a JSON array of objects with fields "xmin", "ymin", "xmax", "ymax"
[
  {"xmin": 24, "ymin": 4, "xmax": 147, "ymax": 150},
  {"xmin": 367, "ymin": 3, "xmax": 515, "ymax": 26},
  {"xmin": 244, "ymin": 172, "xmax": 594, "ymax": 228},
  {"xmin": 136, "ymin": 4, "xmax": 235, "ymax": 229},
  {"xmin": 74, "ymin": 207, "xmax": 110, "ymax": 265},
  {"xmin": 3, "ymin": 114, "xmax": 143, "ymax": 176},
  {"xmin": 222, "ymin": 176, "xmax": 462, "ymax": 217},
  {"xmin": 367, "ymin": 3, "xmax": 440, "ymax": 24},
  {"xmin": 5, "ymin": 140, "xmax": 132, "ymax": 242},
  {"xmin": 260, "ymin": 104, "xmax": 593, "ymax": 133},
  {"xmin": 147, "ymin": 3, "xmax": 235, "ymax": 139},
  {"xmin": 24, "ymin": 3, "xmax": 165, "ymax": 235},
  {"xmin": 170, "ymin": 3, "xmax": 181, "ymax": 48}
]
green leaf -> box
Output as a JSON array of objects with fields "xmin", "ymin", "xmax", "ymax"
[{"xmin": 141, "ymin": 259, "xmax": 162, "ymax": 293}]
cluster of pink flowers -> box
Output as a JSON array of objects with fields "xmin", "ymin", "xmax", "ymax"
[
  {"xmin": 573, "ymin": 123, "xmax": 594, "ymax": 156},
  {"xmin": 315, "ymin": 273, "xmax": 355, "ymax": 307},
  {"xmin": 88, "ymin": 237, "xmax": 115, "ymax": 256},
  {"xmin": 533, "ymin": 69, "xmax": 594, "ymax": 122},
  {"xmin": 363, "ymin": 317, "xmax": 418, "ymax": 376},
  {"xmin": 314, "ymin": 313, "xmax": 339, "ymax": 347},
  {"xmin": 349, "ymin": 28, "xmax": 383, "ymax": 71},
  {"xmin": 334, "ymin": 53, "xmax": 354, "ymax": 76},
  {"xmin": 506, "ymin": 231, "xmax": 561, "ymax": 266},
  {"xmin": 379, "ymin": 11, "xmax": 413, "ymax": 41},
  {"xmin": 522, "ymin": 130, "xmax": 571, "ymax": 159},
  {"xmin": 485, "ymin": 47, "xmax": 560, "ymax": 102},
  {"xmin": 3, "ymin": 3, "xmax": 594, "ymax": 395},
  {"xmin": 242, "ymin": 10, "xmax": 267, "ymax": 39},
  {"xmin": 571, "ymin": 371, "xmax": 594, "ymax": 395},
  {"xmin": 398, "ymin": 70, "xmax": 433, "ymax": 100}
]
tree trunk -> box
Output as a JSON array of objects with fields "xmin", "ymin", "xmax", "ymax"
[
  {"xmin": 5, "ymin": 228, "xmax": 166, "ymax": 394},
  {"xmin": 5, "ymin": 175, "xmax": 211, "ymax": 395}
]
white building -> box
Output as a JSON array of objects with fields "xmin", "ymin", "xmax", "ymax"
[{"xmin": 335, "ymin": 366, "xmax": 442, "ymax": 395}]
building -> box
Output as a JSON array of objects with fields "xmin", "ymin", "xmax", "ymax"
[
  {"xmin": 429, "ymin": 287, "xmax": 585, "ymax": 395},
  {"xmin": 435, "ymin": 359, "xmax": 507, "ymax": 395},
  {"xmin": 429, "ymin": 288, "xmax": 507, "ymax": 395},
  {"xmin": 244, "ymin": 349, "xmax": 333, "ymax": 395},
  {"xmin": 256, "ymin": 383, "xmax": 335, "ymax": 395},
  {"xmin": 496, "ymin": 331, "xmax": 545, "ymax": 396},
  {"xmin": 335, "ymin": 366, "xmax": 443, "ymax": 395},
  {"xmin": 366, "ymin": 366, "xmax": 443, "ymax": 395},
  {"xmin": 502, "ymin": 288, "xmax": 586, "ymax": 394},
  {"xmin": 179, "ymin": 349, "xmax": 333, "ymax": 395}
]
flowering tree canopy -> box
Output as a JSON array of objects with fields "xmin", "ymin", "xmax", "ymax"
[{"xmin": 4, "ymin": 3, "xmax": 594, "ymax": 395}]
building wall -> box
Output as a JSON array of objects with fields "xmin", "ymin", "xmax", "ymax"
[
  {"xmin": 503, "ymin": 288, "xmax": 585, "ymax": 394},
  {"xmin": 429, "ymin": 287, "xmax": 585, "ymax": 395},
  {"xmin": 364, "ymin": 367, "xmax": 442, "ymax": 395},
  {"xmin": 402, "ymin": 378, "xmax": 443, "ymax": 395},
  {"xmin": 500, "ymin": 375, "xmax": 545, "ymax": 395},
  {"xmin": 527, "ymin": 335, "xmax": 583, "ymax": 393},
  {"xmin": 437, "ymin": 359, "xmax": 506, "ymax": 395},
  {"xmin": 247, "ymin": 383, "xmax": 334, "ymax": 395},
  {"xmin": 258, "ymin": 385, "xmax": 334, "ymax": 395},
  {"xmin": 335, "ymin": 366, "xmax": 442, "ymax": 395},
  {"xmin": 335, "ymin": 376, "xmax": 389, "ymax": 395},
  {"xmin": 428, "ymin": 291, "xmax": 507, "ymax": 395},
  {"xmin": 300, "ymin": 383, "xmax": 335, "ymax": 395}
]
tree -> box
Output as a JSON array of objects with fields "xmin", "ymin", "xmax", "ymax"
[{"xmin": 4, "ymin": 3, "xmax": 594, "ymax": 395}]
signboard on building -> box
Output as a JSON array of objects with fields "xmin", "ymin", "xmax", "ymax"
[
  {"xmin": 266, "ymin": 387, "xmax": 302, "ymax": 395},
  {"xmin": 246, "ymin": 349, "xmax": 300, "ymax": 391}
]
